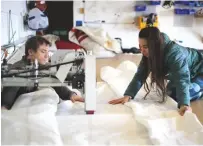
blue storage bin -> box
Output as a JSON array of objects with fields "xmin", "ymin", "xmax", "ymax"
[
  {"xmin": 150, "ymin": 1, "xmax": 161, "ymax": 5},
  {"xmin": 181, "ymin": 1, "xmax": 190, "ymax": 5},
  {"xmin": 135, "ymin": 5, "xmax": 146, "ymax": 11},
  {"xmin": 76, "ymin": 20, "xmax": 83, "ymax": 26},
  {"xmin": 189, "ymin": 9, "xmax": 196, "ymax": 14},
  {"xmin": 195, "ymin": 1, "xmax": 203, "ymax": 7},
  {"xmin": 174, "ymin": 9, "xmax": 188, "ymax": 15},
  {"xmin": 188, "ymin": 1, "xmax": 196, "ymax": 7},
  {"xmin": 174, "ymin": 8, "xmax": 196, "ymax": 15},
  {"xmin": 174, "ymin": 1, "xmax": 202, "ymax": 6},
  {"xmin": 174, "ymin": 1, "xmax": 183, "ymax": 5}
]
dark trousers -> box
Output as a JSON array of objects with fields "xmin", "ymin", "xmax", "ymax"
[
  {"xmin": 167, "ymin": 75, "xmax": 203, "ymax": 102},
  {"xmin": 1, "ymin": 86, "xmax": 73, "ymax": 110}
]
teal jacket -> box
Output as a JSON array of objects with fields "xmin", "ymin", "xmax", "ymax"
[{"xmin": 124, "ymin": 33, "xmax": 203, "ymax": 107}]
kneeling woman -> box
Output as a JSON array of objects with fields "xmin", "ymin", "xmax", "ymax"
[{"xmin": 109, "ymin": 27, "xmax": 203, "ymax": 116}]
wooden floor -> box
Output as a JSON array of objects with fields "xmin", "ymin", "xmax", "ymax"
[{"xmin": 96, "ymin": 54, "xmax": 203, "ymax": 125}]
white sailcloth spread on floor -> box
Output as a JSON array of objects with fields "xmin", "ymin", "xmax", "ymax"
[{"xmin": 1, "ymin": 61, "xmax": 203, "ymax": 145}]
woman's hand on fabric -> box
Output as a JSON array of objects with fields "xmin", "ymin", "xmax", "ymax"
[
  {"xmin": 108, "ymin": 96, "xmax": 131, "ymax": 105},
  {"xmin": 71, "ymin": 94, "xmax": 85, "ymax": 103},
  {"xmin": 178, "ymin": 105, "xmax": 192, "ymax": 116}
]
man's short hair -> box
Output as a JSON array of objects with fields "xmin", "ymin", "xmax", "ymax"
[{"xmin": 25, "ymin": 36, "xmax": 51, "ymax": 57}]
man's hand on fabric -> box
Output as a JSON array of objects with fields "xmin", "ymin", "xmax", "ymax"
[{"xmin": 71, "ymin": 94, "xmax": 85, "ymax": 103}]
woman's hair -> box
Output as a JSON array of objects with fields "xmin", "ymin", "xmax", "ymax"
[
  {"xmin": 139, "ymin": 27, "xmax": 167, "ymax": 102},
  {"xmin": 25, "ymin": 36, "xmax": 51, "ymax": 57}
]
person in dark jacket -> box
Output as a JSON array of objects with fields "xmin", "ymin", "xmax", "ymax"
[
  {"xmin": 1, "ymin": 36, "xmax": 84, "ymax": 110},
  {"xmin": 109, "ymin": 27, "xmax": 203, "ymax": 116}
]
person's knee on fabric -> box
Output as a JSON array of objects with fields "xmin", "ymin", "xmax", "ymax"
[
  {"xmin": 192, "ymin": 75, "xmax": 203, "ymax": 91},
  {"xmin": 191, "ymin": 75, "xmax": 203, "ymax": 100},
  {"xmin": 189, "ymin": 83, "xmax": 202, "ymax": 100}
]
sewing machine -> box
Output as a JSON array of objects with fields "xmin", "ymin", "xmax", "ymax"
[{"xmin": 1, "ymin": 49, "xmax": 96, "ymax": 114}]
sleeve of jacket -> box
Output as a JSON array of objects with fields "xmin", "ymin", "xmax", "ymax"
[
  {"xmin": 124, "ymin": 56, "xmax": 149, "ymax": 99},
  {"xmin": 167, "ymin": 51, "xmax": 190, "ymax": 108},
  {"xmin": 1, "ymin": 87, "xmax": 21, "ymax": 109}
]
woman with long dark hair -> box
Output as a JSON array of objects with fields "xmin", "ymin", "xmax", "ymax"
[{"xmin": 109, "ymin": 27, "xmax": 203, "ymax": 116}]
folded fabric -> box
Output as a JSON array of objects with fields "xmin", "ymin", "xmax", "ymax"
[
  {"xmin": 1, "ymin": 88, "xmax": 63, "ymax": 145},
  {"xmin": 69, "ymin": 27, "xmax": 122, "ymax": 58},
  {"xmin": 100, "ymin": 60, "xmax": 137, "ymax": 97}
]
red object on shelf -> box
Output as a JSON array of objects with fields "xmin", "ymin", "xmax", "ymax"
[
  {"xmin": 55, "ymin": 40, "xmax": 81, "ymax": 50},
  {"xmin": 86, "ymin": 111, "xmax": 94, "ymax": 115}
]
